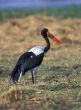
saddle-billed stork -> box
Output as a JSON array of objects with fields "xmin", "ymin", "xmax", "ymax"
[{"xmin": 11, "ymin": 28, "xmax": 63, "ymax": 84}]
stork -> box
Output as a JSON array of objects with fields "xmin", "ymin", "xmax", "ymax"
[{"xmin": 11, "ymin": 28, "xmax": 63, "ymax": 84}]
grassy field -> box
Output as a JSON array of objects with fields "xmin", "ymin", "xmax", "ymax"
[
  {"xmin": 0, "ymin": 5, "xmax": 81, "ymax": 22},
  {"xmin": 0, "ymin": 11, "xmax": 81, "ymax": 110}
]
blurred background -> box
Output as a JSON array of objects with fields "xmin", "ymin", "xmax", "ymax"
[
  {"xmin": 0, "ymin": 0, "xmax": 81, "ymax": 21},
  {"xmin": 0, "ymin": 1, "xmax": 81, "ymax": 110},
  {"xmin": 0, "ymin": 0, "xmax": 81, "ymax": 9}
]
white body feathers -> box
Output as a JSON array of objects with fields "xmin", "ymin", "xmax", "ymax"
[{"xmin": 28, "ymin": 46, "xmax": 44, "ymax": 56}]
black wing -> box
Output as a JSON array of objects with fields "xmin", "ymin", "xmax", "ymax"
[
  {"xmin": 21, "ymin": 52, "xmax": 44, "ymax": 72},
  {"xmin": 11, "ymin": 52, "xmax": 44, "ymax": 82}
]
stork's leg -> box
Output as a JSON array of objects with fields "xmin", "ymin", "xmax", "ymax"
[
  {"xmin": 31, "ymin": 68, "xmax": 38, "ymax": 84},
  {"xmin": 31, "ymin": 70, "xmax": 36, "ymax": 84}
]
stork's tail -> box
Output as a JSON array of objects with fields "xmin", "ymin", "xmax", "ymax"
[{"xmin": 10, "ymin": 65, "xmax": 19, "ymax": 84}]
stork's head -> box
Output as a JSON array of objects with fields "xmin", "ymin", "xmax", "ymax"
[{"xmin": 41, "ymin": 28, "xmax": 63, "ymax": 44}]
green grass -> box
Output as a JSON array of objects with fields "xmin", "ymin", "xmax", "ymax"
[
  {"xmin": 0, "ymin": 5, "xmax": 81, "ymax": 22},
  {"xmin": 0, "ymin": 49, "xmax": 81, "ymax": 109}
]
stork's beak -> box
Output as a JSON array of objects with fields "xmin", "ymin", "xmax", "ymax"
[{"xmin": 47, "ymin": 31, "xmax": 63, "ymax": 44}]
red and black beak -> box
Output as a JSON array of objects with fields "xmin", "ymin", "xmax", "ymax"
[{"xmin": 47, "ymin": 31, "xmax": 63, "ymax": 44}]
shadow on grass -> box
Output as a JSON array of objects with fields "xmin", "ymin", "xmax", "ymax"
[
  {"xmin": 50, "ymin": 64, "xmax": 81, "ymax": 76},
  {"xmin": 47, "ymin": 65, "xmax": 73, "ymax": 77}
]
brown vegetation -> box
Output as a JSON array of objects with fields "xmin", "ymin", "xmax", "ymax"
[
  {"xmin": 0, "ymin": 16, "xmax": 81, "ymax": 110},
  {"xmin": 0, "ymin": 16, "xmax": 81, "ymax": 58}
]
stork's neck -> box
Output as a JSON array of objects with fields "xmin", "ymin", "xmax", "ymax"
[{"xmin": 43, "ymin": 37, "xmax": 50, "ymax": 53}]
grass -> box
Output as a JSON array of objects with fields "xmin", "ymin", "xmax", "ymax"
[
  {"xmin": 0, "ymin": 15, "xmax": 81, "ymax": 109},
  {"xmin": 0, "ymin": 5, "xmax": 81, "ymax": 22},
  {"xmin": 0, "ymin": 47, "xmax": 81, "ymax": 110}
]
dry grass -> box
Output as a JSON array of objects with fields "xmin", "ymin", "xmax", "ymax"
[
  {"xmin": 0, "ymin": 16, "xmax": 81, "ymax": 110},
  {"xmin": 0, "ymin": 16, "xmax": 81, "ymax": 57}
]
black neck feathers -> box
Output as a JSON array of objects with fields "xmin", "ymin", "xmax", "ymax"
[
  {"xmin": 41, "ymin": 28, "xmax": 50, "ymax": 53},
  {"xmin": 44, "ymin": 37, "xmax": 50, "ymax": 53}
]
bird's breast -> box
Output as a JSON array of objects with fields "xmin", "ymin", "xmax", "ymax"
[{"xmin": 28, "ymin": 46, "xmax": 44, "ymax": 56}]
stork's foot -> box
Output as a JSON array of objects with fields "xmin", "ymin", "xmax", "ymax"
[{"xmin": 32, "ymin": 79, "xmax": 36, "ymax": 84}]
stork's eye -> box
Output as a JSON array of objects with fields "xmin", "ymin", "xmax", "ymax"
[{"xmin": 47, "ymin": 31, "xmax": 51, "ymax": 37}]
